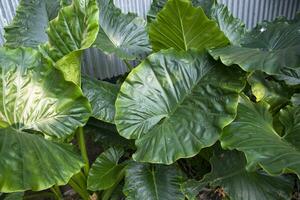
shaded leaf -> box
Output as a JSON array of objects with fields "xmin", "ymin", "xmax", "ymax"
[
  {"xmin": 88, "ymin": 147, "xmax": 125, "ymax": 191},
  {"xmin": 123, "ymin": 162, "xmax": 185, "ymax": 200},
  {"xmin": 40, "ymin": 0, "xmax": 99, "ymax": 84},
  {"xmin": 4, "ymin": 0, "xmax": 60, "ymax": 48},
  {"xmin": 115, "ymin": 49, "xmax": 245, "ymax": 164},
  {"xmin": 221, "ymin": 94, "xmax": 300, "ymax": 176},
  {"xmin": 210, "ymin": 18, "xmax": 300, "ymax": 85},
  {"xmin": 190, "ymin": 150, "xmax": 292, "ymax": 200},
  {"xmin": 82, "ymin": 75, "xmax": 119, "ymax": 123},
  {"xmin": 148, "ymin": 0, "xmax": 229, "ymax": 52},
  {"xmin": 94, "ymin": 0, "xmax": 151, "ymax": 60}
]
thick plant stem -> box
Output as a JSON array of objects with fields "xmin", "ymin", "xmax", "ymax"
[
  {"xmin": 76, "ymin": 127, "xmax": 90, "ymax": 176},
  {"xmin": 101, "ymin": 168, "xmax": 126, "ymax": 200},
  {"xmin": 50, "ymin": 186, "xmax": 63, "ymax": 200},
  {"xmin": 123, "ymin": 60, "xmax": 134, "ymax": 71},
  {"xmin": 69, "ymin": 178, "xmax": 90, "ymax": 200}
]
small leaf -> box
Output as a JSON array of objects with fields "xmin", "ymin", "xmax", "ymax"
[
  {"xmin": 221, "ymin": 94, "xmax": 300, "ymax": 177},
  {"xmin": 291, "ymin": 93, "xmax": 300, "ymax": 106},
  {"xmin": 94, "ymin": 0, "xmax": 151, "ymax": 60},
  {"xmin": 123, "ymin": 162, "xmax": 185, "ymax": 200},
  {"xmin": 148, "ymin": 0, "xmax": 229, "ymax": 52},
  {"xmin": 40, "ymin": 0, "xmax": 99, "ymax": 84},
  {"xmin": 87, "ymin": 147, "xmax": 125, "ymax": 191},
  {"xmin": 4, "ymin": 0, "xmax": 61, "ymax": 48},
  {"xmin": 183, "ymin": 150, "xmax": 293, "ymax": 200},
  {"xmin": 82, "ymin": 75, "xmax": 119, "ymax": 123},
  {"xmin": 115, "ymin": 49, "xmax": 245, "ymax": 164}
]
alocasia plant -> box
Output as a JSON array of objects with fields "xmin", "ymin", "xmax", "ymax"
[{"xmin": 0, "ymin": 0, "xmax": 299, "ymax": 199}]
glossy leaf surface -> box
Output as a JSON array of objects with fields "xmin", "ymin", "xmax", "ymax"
[
  {"xmin": 148, "ymin": 0, "xmax": 229, "ymax": 52},
  {"xmin": 123, "ymin": 162, "xmax": 185, "ymax": 200},
  {"xmin": 184, "ymin": 150, "xmax": 293, "ymax": 200},
  {"xmin": 88, "ymin": 147, "xmax": 124, "ymax": 191},
  {"xmin": 115, "ymin": 49, "xmax": 245, "ymax": 164},
  {"xmin": 221, "ymin": 95, "xmax": 300, "ymax": 176},
  {"xmin": 82, "ymin": 75, "xmax": 119, "ymax": 123},
  {"xmin": 4, "ymin": 0, "xmax": 60, "ymax": 48},
  {"xmin": 94, "ymin": 0, "xmax": 151, "ymax": 60}
]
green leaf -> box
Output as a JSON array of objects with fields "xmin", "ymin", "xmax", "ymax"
[
  {"xmin": 247, "ymin": 71, "xmax": 293, "ymax": 112},
  {"xmin": 82, "ymin": 75, "xmax": 119, "ymax": 123},
  {"xmin": 40, "ymin": 0, "xmax": 99, "ymax": 84},
  {"xmin": 0, "ymin": 47, "xmax": 91, "ymax": 139},
  {"xmin": 210, "ymin": 18, "xmax": 300, "ymax": 85},
  {"xmin": 148, "ymin": 0, "xmax": 229, "ymax": 52},
  {"xmin": 147, "ymin": 0, "xmax": 214, "ymax": 22},
  {"xmin": 94, "ymin": 0, "xmax": 151, "ymax": 60},
  {"xmin": 183, "ymin": 150, "xmax": 293, "ymax": 200},
  {"xmin": 291, "ymin": 93, "xmax": 300, "ymax": 106},
  {"xmin": 0, "ymin": 128, "xmax": 84, "ymax": 192},
  {"xmin": 4, "ymin": 0, "xmax": 61, "ymax": 48},
  {"xmin": 87, "ymin": 147, "xmax": 125, "ymax": 191},
  {"xmin": 115, "ymin": 49, "xmax": 245, "ymax": 164},
  {"xmin": 221, "ymin": 94, "xmax": 300, "ymax": 176},
  {"xmin": 0, "ymin": 192, "xmax": 24, "ymax": 200},
  {"xmin": 211, "ymin": 3, "xmax": 246, "ymax": 45},
  {"xmin": 123, "ymin": 162, "xmax": 185, "ymax": 200}
]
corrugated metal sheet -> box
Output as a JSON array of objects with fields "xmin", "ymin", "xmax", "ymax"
[{"xmin": 0, "ymin": 0, "xmax": 299, "ymax": 79}]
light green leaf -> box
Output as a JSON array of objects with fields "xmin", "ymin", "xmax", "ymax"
[
  {"xmin": 123, "ymin": 162, "xmax": 185, "ymax": 200},
  {"xmin": 211, "ymin": 3, "xmax": 246, "ymax": 45},
  {"xmin": 210, "ymin": 18, "xmax": 300, "ymax": 85},
  {"xmin": 0, "ymin": 47, "xmax": 91, "ymax": 139},
  {"xmin": 115, "ymin": 49, "xmax": 245, "ymax": 164},
  {"xmin": 148, "ymin": 0, "xmax": 229, "ymax": 52},
  {"xmin": 94, "ymin": 0, "xmax": 151, "ymax": 60},
  {"xmin": 87, "ymin": 147, "xmax": 125, "ymax": 191},
  {"xmin": 221, "ymin": 94, "xmax": 300, "ymax": 176},
  {"xmin": 247, "ymin": 71, "xmax": 293, "ymax": 112},
  {"xmin": 0, "ymin": 128, "xmax": 84, "ymax": 192},
  {"xmin": 183, "ymin": 150, "xmax": 293, "ymax": 200},
  {"xmin": 4, "ymin": 0, "xmax": 61, "ymax": 48},
  {"xmin": 82, "ymin": 75, "xmax": 119, "ymax": 123},
  {"xmin": 291, "ymin": 94, "xmax": 300, "ymax": 106},
  {"xmin": 40, "ymin": 0, "xmax": 99, "ymax": 84}
]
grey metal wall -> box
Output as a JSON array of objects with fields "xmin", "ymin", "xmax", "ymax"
[{"xmin": 1, "ymin": 0, "xmax": 300, "ymax": 79}]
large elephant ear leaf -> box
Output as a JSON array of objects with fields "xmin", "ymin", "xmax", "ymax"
[
  {"xmin": 115, "ymin": 49, "xmax": 245, "ymax": 164},
  {"xmin": 40, "ymin": 0, "xmax": 99, "ymax": 84},
  {"xmin": 94, "ymin": 0, "xmax": 151, "ymax": 60},
  {"xmin": 82, "ymin": 75, "xmax": 119, "ymax": 123},
  {"xmin": 87, "ymin": 147, "xmax": 125, "ymax": 191},
  {"xmin": 123, "ymin": 162, "xmax": 185, "ymax": 200},
  {"xmin": 211, "ymin": 3, "xmax": 246, "ymax": 45},
  {"xmin": 4, "ymin": 0, "xmax": 61, "ymax": 48},
  {"xmin": 183, "ymin": 150, "xmax": 293, "ymax": 200},
  {"xmin": 148, "ymin": 0, "xmax": 229, "ymax": 52},
  {"xmin": 221, "ymin": 94, "xmax": 300, "ymax": 177},
  {"xmin": 210, "ymin": 18, "xmax": 300, "ymax": 85},
  {"xmin": 0, "ymin": 47, "xmax": 90, "ymax": 192}
]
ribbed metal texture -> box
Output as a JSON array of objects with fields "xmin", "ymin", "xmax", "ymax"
[{"xmin": 0, "ymin": 0, "xmax": 299, "ymax": 79}]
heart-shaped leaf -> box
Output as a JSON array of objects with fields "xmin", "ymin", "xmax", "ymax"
[
  {"xmin": 87, "ymin": 147, "xmax": 125, "ymax": 191},
  {"xmin": 148, "ymin": 0, "xmax": 229, "ymax": 52},
  {"xmin": 4, "ymin": 0, "xmax": 61, "ymax": 48},
  {"xmin": 183, "ymin": 149, "xmax": 293, "ymax": 200},
  {"xmin": 0, "ymin": 47, "xmax": 90, "ymax": 192},
  {"xmin": 82, "ymin": 75, "xmax": 119, "ymax": 123},
  {"xmin": 115, "ymin": 49, "xmax": 245, "ymax": 164},
  {"xmin": 221, "ymin": 94, "xmax": 300, "ymax": 176},
  {"xmin": 40, "ymin": 0, "xmax": 99, "ymax": 84},
  {"xmin": 123, "ymin": 162, "xmax": 185, "ymax": 200},
  {"xmin": 210, "ymin": 18, "xmax": 300, "ymax": 85},
  {"xmin": 94, "ymin": 0, "xmax": 151, "ymax": 60}
]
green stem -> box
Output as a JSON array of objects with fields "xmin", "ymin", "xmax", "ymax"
[
  {"xmin": 24, "ymin": 192, "xmax": 55, "ymax": 200},
  {"xmin": 101, "ymin": 168, "xmax": 126, "ymax": 200},
  {"xmin": 123, "ymin": 60, "xmax": 134, "ymax": 71},
  {"xmin": 50, "ymin": 185, "xmax": 63, "ymax": 200},
  {"xmin": 76, "ymin": 126, "xmax": 90, "ymax": 176},
  {"xmin": 69, "ymin": 178, "xmax": 90, "ymax": 200}
]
